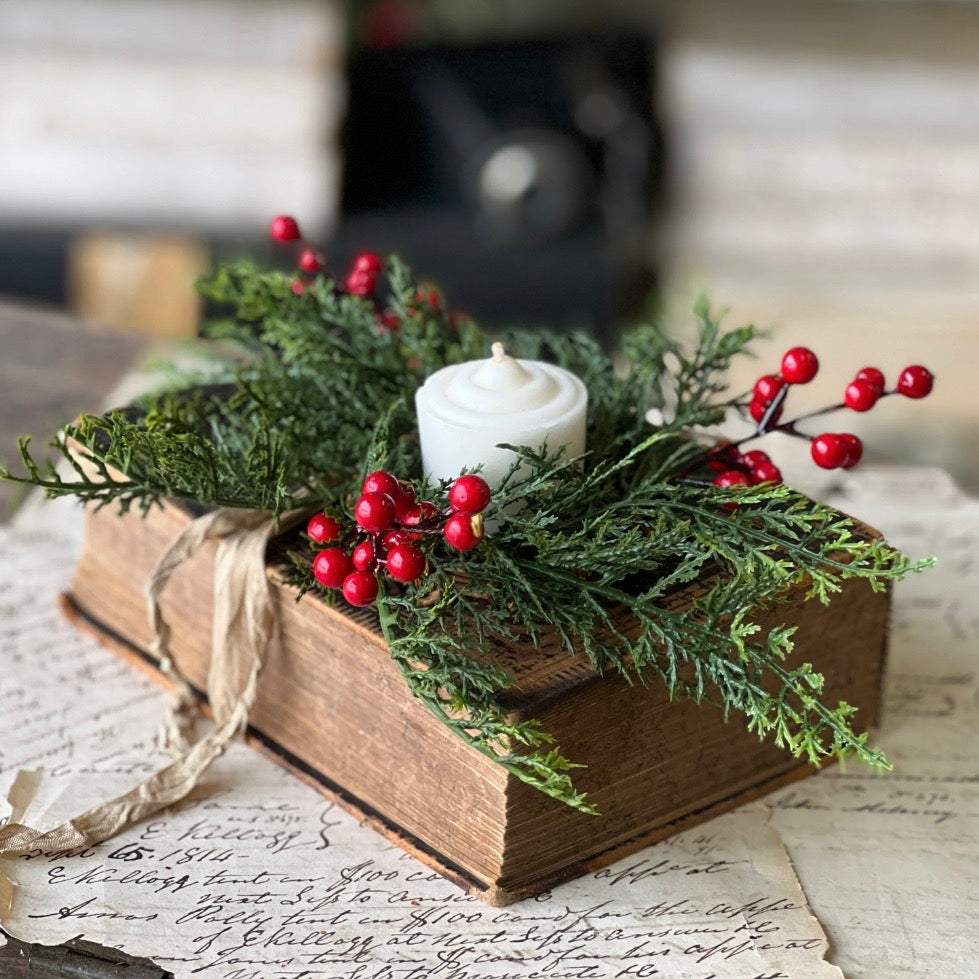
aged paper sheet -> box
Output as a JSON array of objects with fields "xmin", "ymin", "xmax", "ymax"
[
  {"xmin": 766, "ymin": 468, "xmax": 979, "ymax": 978},
  {"xmin": 1, "ymin": 468, "xmax": 976, "ymax": 978}
]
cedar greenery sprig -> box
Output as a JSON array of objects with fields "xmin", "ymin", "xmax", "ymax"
[
  {"xmin": 0, "ymin": 254, "xmax": 932, "ymax": 813},
  {"xmin": 359, "ymin": 441, "xmax": 921, "ymax": 813}
]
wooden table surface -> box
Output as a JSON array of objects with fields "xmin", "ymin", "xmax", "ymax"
[{"xmin": 0, "ymin": 298, "xmax": 146, "ymax": 520}]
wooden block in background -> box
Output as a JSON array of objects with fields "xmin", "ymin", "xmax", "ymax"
[{"xmin": 68, "ymin": 232, "xmax": 210, "ymax": 339}]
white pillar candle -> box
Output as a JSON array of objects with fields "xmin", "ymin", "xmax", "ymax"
[{"xmin": 414, "ymin": 342, "xmax": 588, "ymax": 490}]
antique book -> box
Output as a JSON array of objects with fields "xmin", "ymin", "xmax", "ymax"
[{"xmin": 64, "ymin": 496, "xmax": 889, "ymax": 906}]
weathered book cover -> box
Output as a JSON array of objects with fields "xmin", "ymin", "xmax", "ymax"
[{"xmin": 63, "ymin": 497, "xmax": 889, "ymax": 905}]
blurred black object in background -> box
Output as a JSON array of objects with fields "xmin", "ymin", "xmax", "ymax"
[
  {"xmin": 333, "ymin": 32, "xmax": 661, "ymax": 329},
  {"xmin": 0, "ymin": 21, "xmax": 660, "ymax": 336},
  {"xmin": 0, "ymin": 228, "xmax": 71, "ymax": 307}
]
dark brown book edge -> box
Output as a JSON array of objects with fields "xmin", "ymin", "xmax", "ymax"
[{"xmin": 60, "ymin": 590, "xmax": 840, "ymax": 906}]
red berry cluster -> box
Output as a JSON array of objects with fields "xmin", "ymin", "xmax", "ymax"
[
  {"xmin": 810, "ymin": 432, "xmax": 863, "ymax": 470},
  {"xmin": 346, "ymin": 252, "xmax": 383, "ymax": 297},
  {"xmin": 306, "ymin": 471, "xmax": 492, "ymax": 607},
  {"xmin": 747, "ymin": 346, "xmax": 818, "ymax": 425},
  {"xmin": 269, "ymin": 213, "xmax": 383, "ymax": 302},
  {"xmin": 711, "ymin": 448, "xmax": 782, "ymax": 486},
  {"xmin": 702, "ymin": 347, "xmax": 934, "ymax": 493},
  {"xmin": 270, "ymin": 214, "xmax": 463, "ymax": 339},
  {"xmin": 410, "ymin": 284, "xmax": 443, "ymax": 314}
]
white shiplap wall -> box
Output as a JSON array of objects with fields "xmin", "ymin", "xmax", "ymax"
[
  {"xmin": 663, "ymin": 47, "xmax": 979, "ymax": 288},
  {"xmin": 657, "ymin": 8, "xmax": 979, "ymax": 484},
  {"xmin": 0, "ymin": 0, "xmax": 345, "ymax": 234}
]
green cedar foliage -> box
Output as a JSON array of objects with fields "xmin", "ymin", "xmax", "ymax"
[{"xmin": 1, "ymin": 260, "xmax": 931, "ymax": 813}]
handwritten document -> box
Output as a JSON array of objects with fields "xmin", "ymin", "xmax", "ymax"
[
  {"xmin": 765, "ymin": 468, "xmax": 979, "ymax": 978},
  {"xmin": 1, "ymin": 467, "xmax": 976, "ymax": 978}
]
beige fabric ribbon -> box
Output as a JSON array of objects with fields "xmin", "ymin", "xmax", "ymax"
[{"xmin": 0, "ymin": 505, "xmax": 297, "ymax": 858}]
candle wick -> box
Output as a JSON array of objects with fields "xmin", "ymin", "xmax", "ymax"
[{"xmin": 491, "ymin": 342, "xmax": 507, "ymax": 363}]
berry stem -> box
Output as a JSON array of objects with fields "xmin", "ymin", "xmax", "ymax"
[
  {"xmin": 341, "ymin": 527, "xmax": 361, "ymax": 549},
  {"xmin": 675, "ymin": 477, "xmax": 716, "ymax": 488},
  {"xmin": 757, "ymin": 383, "xmax": 790, "ymax": 434},
  {"xmin": 776, "ymin": 400, "xmax": 846, "ymax": 428},
  {"xmin": 714, "ymin": 395, "xmax": 859, "ymax": 459},
  {"xmin": 748, "ymin": 423, "xmax": 814, "ymax": 445},
  {"xmin": 709, "ymin": 388, "xmax": 898, "ymax": 463},
  {"xmin": 702, "ymin": 383, "xmax": 791, "ymax": 471},
  {"xmin": 763, "ymin": 389, "xmax": 897, "ymax": 436}
]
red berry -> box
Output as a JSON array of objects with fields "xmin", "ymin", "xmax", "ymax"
[
  {"xmin": 298, "ymin": 248, "xmax": 322, "ymax": 273},
  {"xmin": 362, "ymin": 472, "xmax": 415, "ymax": 521},
  {"xmin": 353, "ymin": 252, "xmax": 382, "ymax": 275},
  {"xmin": 811, "ymin": 433, "xmax": 849, "ymax": 469},
  {"xmin": 363, "ymin": 470, "xmax": 401, "ymax": 499},
  {"xmin": 346, "ymin": 254, "xmax": 382, "ymax": 296},
  {"xmin": 444, "ymin": 512, "xmax": 484, "ymax": 551},
  {"xmin": 713, "ymin": 470, "xmax": 751, "ymax": 509},
  {"xmin": 751, "ymin": 461, "xmax": 783, "ymax": 485},
  {"xmin": 352, "ymin": 541, "xmax": 377, "ymax": 572},
  {"xmin": 386, "ymin": 543, "xmax": 427, "ymax": 583},
  {"xmin": 413, "ymin": 285, "xmax": 443, "ymax": 311},
  {"xmin": 781, "ymin": 347, "xmax": 819, "ymax": 384},
  {"xmin": 839, "ymin": 433, "xmax": 864, "ymax": 469},
  {"xmin": 856, "ymin": 367, "xmax": 885, "ymax": 391},
  {"xmin": 750, "ymin": 400, "xmax": 783, "ymax": 424},
  {"xmin": 271, "ymin": 215, "xmax": 301, "ymax": 242},
  {"xmin": 739, "ymin": 449, "xmax": 771, "ymax": 470},
  {"xmin": 707, "ymin": 441, "xmax": 737, "ymax": 472},
  {"xmin": 307, "ymin": 513, "xmax": 341, "ymax": 544},
  {"xmin": 377, "ymin": 309, "xmax": 401, "ymax": 333},
  {"xmin": 402, "ymin": 502, "xmax": 440, "ymax": 527},
  {"xmin": 355, "ymin": 492, "xmax": 396, "ymax": 532},
  {"xmin": 845, "ymin": 379, "xmax": 880, "ymax": 412},
  {"xmin": 312, "ymin": 548, "xmax": 353, "ymax": 589},
  {"xmin": 897, "ymin": 365, "xmax": 933, "ymax": 399},
  {"xmin": 342, "ymin": 570, "xmax": 379, "ymax": 607},
  {"xmin": 290, "ymin": 278, "xmax": 306, "ymax": 296},
  {"xmin": 346, "ymin": 268, "xmax": 378, "ymax": 297},
  {"xmin": 714, "ymin": 470, "xmax": 751, "ymax": 489},
  {"xmin": 753, "ymin": 375, "xmax": 785, "ymax": 404},
  {"xmin": 449, "ymin": 474, "xmax": 492, "ymax": 514},
  {"xmin": 382, "ymin": 529, "xmax": 411, "ymax": 551},
  {"xmin": 394, "ymin": 482, "xmax": 416, "ymax": 521}
]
